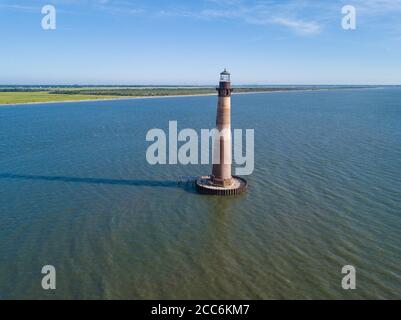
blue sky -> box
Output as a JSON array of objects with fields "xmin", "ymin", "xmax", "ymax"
[{"xmin": 1, "ymin": 0, "xmax": 401, "ymax": 85}]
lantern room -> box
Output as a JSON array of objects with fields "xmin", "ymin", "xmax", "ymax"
[{"xmin": 220, "ymin": 69, "xmax": 231, "ymax": 82}]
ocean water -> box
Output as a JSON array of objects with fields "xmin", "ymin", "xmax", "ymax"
[{"xmin": 0, "ymin": 88, "xmax": 400, "ymax": 299}]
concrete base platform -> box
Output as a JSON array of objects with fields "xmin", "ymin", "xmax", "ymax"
[{"xmin": 196, "ymin": 175, "xmax": 248, "ymax": 196}]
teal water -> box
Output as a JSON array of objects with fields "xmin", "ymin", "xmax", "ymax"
[{"xmin": 0, "ymin": 89, "xmax": 400, "ymax": 299}]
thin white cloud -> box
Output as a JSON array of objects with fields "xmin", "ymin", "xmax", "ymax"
[
  {"xmin": 0, "ymin": 4, "xmax": 38, "ymax": 12},
  {"xmin": 269, "ymin": 17, "xmax": 321, "ymax": 35},
  {"xmin": 155, "ymin": 1, "xmax": 322, "ymax": 36},
  {"xmin": 351, "ymin": 0, "xmax": 401, "ymax": 13}
]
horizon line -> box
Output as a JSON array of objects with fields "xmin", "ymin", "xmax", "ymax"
[{"xmin": 1, "ymin": 84, "xmax": 401, "ymax": 87}]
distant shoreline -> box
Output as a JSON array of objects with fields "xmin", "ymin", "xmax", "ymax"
[{"xmin": 0, "ymin": 87, "xmax": 381, "ymax": 107}]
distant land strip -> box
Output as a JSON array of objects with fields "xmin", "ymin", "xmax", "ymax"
[{"xmin": 0, "ymin": 86, "xmax": 380, "ymax": 105}]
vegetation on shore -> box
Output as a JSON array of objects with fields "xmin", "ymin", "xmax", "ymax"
[
  {"xmin": 45, "ymin": 87, "xmax": 314, "ymax": 96},
  {"xmin": 0, "ymin": 91, "xmax": 121, "ymax": 105},
  {"xmin": 0, "ymin": 86, "xmax": 370, "ymax": 105}
]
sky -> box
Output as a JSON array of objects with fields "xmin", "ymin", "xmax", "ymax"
[{"xmin": 1, "ymin": 0, "xmax": 401, "ymax": 85}]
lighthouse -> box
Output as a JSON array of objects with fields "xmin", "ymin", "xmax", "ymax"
[
  {"xmin": 196, "ymin": 69, "xmax": 247, "ymax": 196},
  {"xmin": 212, "ymin": 69, "xmax": 233, "ymax": 187}
]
